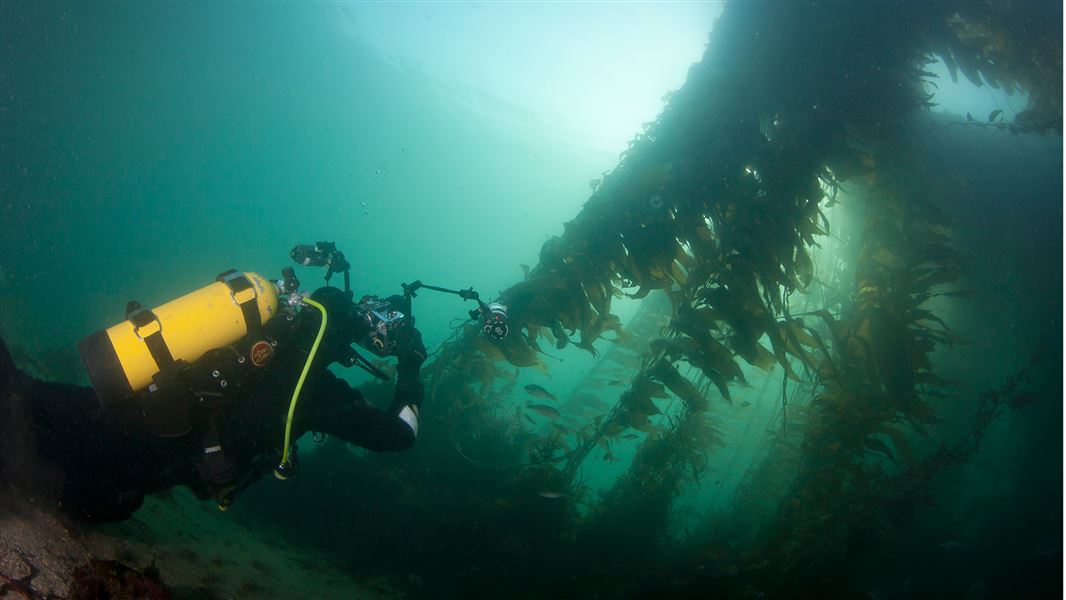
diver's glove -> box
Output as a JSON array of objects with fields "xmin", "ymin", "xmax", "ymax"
[
  {"xmin": 394, "ymin": 326, "xmax": 426, "ymax": 410},
  {"xmin": 395, "ymin": 326, "xmax": 426, "ymax": 374}
]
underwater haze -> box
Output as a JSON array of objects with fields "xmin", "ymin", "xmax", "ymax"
[
  {"xmin": 0, "ymin": 1, "xmax": 1062, "ymax": 599},
  {"xmin": 0, "ymin": 2, "xmax": 691, "ymax": 351}
]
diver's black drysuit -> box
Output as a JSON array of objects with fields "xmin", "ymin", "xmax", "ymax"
[{"xmin": 0, "ymin": 287, "xmax": 425, "ymax": 523}]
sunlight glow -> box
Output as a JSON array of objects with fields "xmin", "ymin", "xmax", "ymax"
[
  {"xmin": 336, "ymin": 3, "xmax": 723, "ymax": 155},
  {"xmin": 922, "ymin": 57, "xmax": 1030, "ymax": 122}
]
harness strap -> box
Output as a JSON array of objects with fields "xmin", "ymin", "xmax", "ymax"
[
  {"xmin": 126, "ymin": 301, "xmax": 175, "ymax": 370},
  {"xmin": 217, "ymin": 270, "xmax": 262, "ymax": 332}
]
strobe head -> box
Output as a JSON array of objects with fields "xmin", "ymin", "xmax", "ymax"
[
  {"xmin": 291, "ymin": 242, "xmax": 337, "ymax": 267},
  {"xmin": 481, "ymin": 302, "xmax": 509, "ymax": 340},
  {"xmin": 291, "ymin": 241, "xmax": 352, "ymax": 291}
]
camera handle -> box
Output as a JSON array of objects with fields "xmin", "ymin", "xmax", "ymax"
[{"xmin": 336, "ymin": 344, "xmax": 392, "ymax": 382}]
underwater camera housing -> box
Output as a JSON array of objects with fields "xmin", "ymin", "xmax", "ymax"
[{"xmin": 352, "ymin": 294, "xmax": 410, "ymax": 357}]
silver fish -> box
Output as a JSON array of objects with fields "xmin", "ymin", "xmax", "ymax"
[
  {"xmin": 526, "ymin": 403, "xmax": 561, "ymax": 419},
  {"xmin": 524, "ymin": 384, "xmax": 557, "ymax": 401}
]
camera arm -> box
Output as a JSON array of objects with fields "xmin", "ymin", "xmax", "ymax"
[
  {"xmin": 287, "ymin": 243, "xmax": 509, "ymax": 342},
  {"xmin": 403, "ymin": 280, "xmax": 481, "ymax": 304},
  {"xmin": 402, "ymin": 280, "xmax": 509, "ymax": 340}
]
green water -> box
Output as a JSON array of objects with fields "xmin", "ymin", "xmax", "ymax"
[
  {"xmin": 0, "ymin": 3, "xmax": 620, "ymax": 356},
  {"xmin": 1, "ymin": 2, "xmax": 1061, "ymax": 599}
]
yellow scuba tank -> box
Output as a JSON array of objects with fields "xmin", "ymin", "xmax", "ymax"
[{"xmin": 78, "ymin": 270, "xmax": 279, "ymax": 406}]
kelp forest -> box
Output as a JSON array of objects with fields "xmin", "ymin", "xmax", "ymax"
[
  {"xmin": 2, "ymin": 1, "xmax": 1061, "ymax": 599},
  {"xmin": 241, "ymin": 3, "xmax": 1064, "ymax": 598}
]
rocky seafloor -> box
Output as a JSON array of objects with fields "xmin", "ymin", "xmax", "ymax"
[{"xmin": 1, "ymin": 488, "xmax": 401, "ymax": 599}]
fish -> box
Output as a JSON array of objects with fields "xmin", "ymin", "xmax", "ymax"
[
  {"xmin": 987, "ymin": 109, "xmax": 1002, "ymax": 123},
  {"xmin": 621, "ymin": 433, "xmax": 639, "ymax": 439},
  {"xmin": 524, "ymin": 384, "xmax": 557, "ymax": 401},
  {"xmin": 526, "ymin": 403, "xmax": 561, "ymax": 419},
  {"xmin": 523, "ymin": 414, "xmax": 535, "ymax": 425},
  {"xmin": 538, "ymin": 491, "xmax": 566, "ymax": 499},
  {"xmin": 740, "ymin": 401, "xmax": 752, "ymax": 407},
  {"xmin": 608, "ymin": 380, "xmax": 624, "ymax": 386}
]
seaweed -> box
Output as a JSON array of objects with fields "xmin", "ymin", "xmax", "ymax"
[{"xmin": 233, "ymin": 2, "xmax": 1060, "ymax": 597}]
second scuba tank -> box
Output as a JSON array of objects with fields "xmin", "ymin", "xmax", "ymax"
[{"xmin": 78, "ymin": 270, "xmax": 279, "ymax": 407}]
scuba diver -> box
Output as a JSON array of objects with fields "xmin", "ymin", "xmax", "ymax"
[{"xmin": 0, "ymin": 242, "xmax": 508, "ymax": 523}]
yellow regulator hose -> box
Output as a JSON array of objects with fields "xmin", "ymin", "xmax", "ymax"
[{"xmin": 275, "ymin": 297, "xmax": 327, "ymax": 480}]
